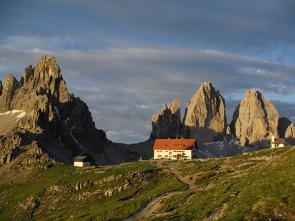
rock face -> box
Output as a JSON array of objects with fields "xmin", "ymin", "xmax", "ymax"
[
  {"xmin": 151, "ymin": 98, "xmax": 181, "ymax": 138},
  {"xmin": 278, "ymin": 117, "xmax": 295, "ymax": 145},
  {"xmin": 0, "ymin": 55, "xmax": 107, "ymax": 166},
  {"xmin": 0, "ymin": 74, "xmax": 20, "ymax": 111},
  {"xmin": 230, "ymin": 89, "xmax": 279, "ymax": 146},
  {"xmin": 182, "ymin": 82, "xmax": 227, "ymax": 142}
]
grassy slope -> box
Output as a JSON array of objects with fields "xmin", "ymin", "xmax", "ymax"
[
  {"xmin": 0, "ymin": 161, "xmax": 185, "ymax": 221},
  {"xmin": 152, "ymin": 147, "xmax": 295, "ymax": 221},
  {"xmin": 1, "ymin": 147, "xmax": 295, "ymax": 221}
]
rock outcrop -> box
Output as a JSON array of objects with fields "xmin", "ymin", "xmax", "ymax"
[
  {"xmin": 278, "ymin": 117, "xmax": 295, "ymax": 145},
  {"xmin": 151, "ymin": 98, "xmax": 181, "ymax": 138},
  {"xmin": 182, "ymin": 82, "xmax": 227, "ymax": 142},
  {"xmin": 0, "ymin": 74, "xmax": 20, "ymax": 112},
  {"xmin": 230, "ymin": 89, "xmax": 279, "ymax": 146},
  {"xmin": 0, "ymin": 55, "xmax": 107, "ymax": 166}
]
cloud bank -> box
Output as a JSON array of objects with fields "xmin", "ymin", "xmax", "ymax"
[{"xmin": 0, "ymin": 1, "xmax": 294, "ymax": 142}]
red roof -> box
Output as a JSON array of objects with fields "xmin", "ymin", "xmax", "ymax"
[
  {"xmin": 153, "ymin": 139, "xmax": 197, "ymax": 150},
  {"xmin": 273, "ymin": 138, "xmax": 285, "ymax": 144}
]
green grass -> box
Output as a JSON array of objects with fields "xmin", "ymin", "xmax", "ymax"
[
  {"xmin": 0, "ymin": 161, "xmax": 185, "ymax": 221},
  {"xmin": 154, "ymin": 147, "xmax": 295, "ymax": 221},
  {"xmin": 1, "ymin": 147, "xmax": 295, "ymax": 220}
]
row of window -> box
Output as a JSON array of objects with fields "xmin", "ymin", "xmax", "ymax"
[
  {"xmin": 156, "ymin": 150, "xmax": 186, "ymax": 153},
  {"xmin": 156, "ymin": 155, "xmax": 189, "ymax": 159}
]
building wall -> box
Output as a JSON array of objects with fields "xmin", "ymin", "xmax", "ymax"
[
  {"xmin": 271, "ymin": 143, "xmax": 285, "ymax": 148},
  {"xmin": 154, "ymin": 149, "xmax": 196, "ymax": 160},
  {"xmin": 74, "ymin": 161, "xmax": 91, "ymax": 167}
]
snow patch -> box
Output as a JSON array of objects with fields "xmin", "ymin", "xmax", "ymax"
[{"xmin": 0, "ymin": 110, "xmax": 26, "ymax": 119}]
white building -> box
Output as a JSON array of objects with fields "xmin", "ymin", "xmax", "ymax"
[
  {"xmin": 271, "ymin": 135, "xmax": 285, "ymax": 148},
  {"xmin": 153, "ymin": 139, "xmax": 197, "ymax": 160},
  {"xmin": 74, "ymin": 156, "xmax": 91, "ymax": 167}
]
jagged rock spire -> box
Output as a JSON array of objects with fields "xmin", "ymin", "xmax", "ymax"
[
  {"xmin": 278, "ymin": 117, "xmax": 295, "ymax": 145},
  {"xmin": 0, "ymin": 55, "xmax": 107, "ymax": 166},
  {"xmin": 0, "ymin": 74, "xmax": 20, "ymax": 111},
  {"xmin": 151, "ymin": 98, "xmax": 181, "ymax": 139},
  {"xmin": 20, "ymin": 65, "xmax": 34, "ymax": 85},
  {"xmin": 230, "ymin": 89, "xmax": 279, "ymax": 146},
  {"xmin": 34, "ymin": 55, "xmax": 61, "ymax": 82},
  {"xmin": 182, "ymin": 82, "xmax": 227, "ymax": 142}
]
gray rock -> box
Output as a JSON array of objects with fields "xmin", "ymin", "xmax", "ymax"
[
  {"xmin": 230, "ymin": 89, "xmax": 279, "ymax": 146},
  {"xmin": 182, "ymin": 82, "xmax": 227, "ymax": 142},
  {"xmin": 151, "ymin": 98, "xmax": 181, "ymax": 138},
  {"xmin": 278, "ymin": 117, "xmax": 295, "ymax": 145},
  {"xmin": 75, "ymin": 182, "xmax": 82, "ymax": 191},
  {"xmin": 20, "ymin": 65, "xmax": 34, "ymax": 86},
  {"xmin": 0, "ymin": 55, "xmax": 107, "ymax": 167},
  {"xmin": 0, "ymin": 74, "xmax": 20, "ymax": 111},
  {"xmin": 104, "ymin": 189, "xmax": 113, "ymax": 197}
]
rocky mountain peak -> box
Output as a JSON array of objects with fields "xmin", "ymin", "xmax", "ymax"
[
  {"xmin": 230, "ymin": 88, "xmax": 279, "ymax": 146},
  {"xmin": 151, "ymin": 98, "xmax": 181, "ymax": 139},
  {"xmin": 0, "ymin": 55, "xmax": 107, "ymax": 167},
  {"xmin": 3, "ymin": 74, "xmax": 20, "ymax": 92},
  {"xmin": 245, "ymin": 88, "xmax": 264, "ymax": 100},
  {"xmin": 182, "ymin": 82, "xmax": 227, "ymax": 142},
  {"xmin": 0, "ymin": 74, "xmax": 20, "ymax": 111},
  {"xmin": 20, "ymin": 55, "xmax": 71, "ymax": 104},
  {"xmin": 166, "ymin": 97, "xmax": 180, "ymax": 116},
  {"xmin": 34, "ymin": 55, "xmax": 61, "ymax": 81},
  {"xmin": 20, "ymin": 65, "xmax": 34, "ymax": 85},
  {"xmin": 278, "ymin": 117, "xmax": 295, "ymax": 145},
  {"xmin": 200, "ymin": 81, "xmax": 215, "ymax": 92}
]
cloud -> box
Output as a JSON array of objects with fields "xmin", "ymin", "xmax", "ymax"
[
  {"xmin": 0, "ymin": 1, "xmax": 294, "ymax": 143},
  {"xmin": 1, "ymin": 36, "xmax": 295, "ymax": 143},
  {"xmin": 1, "ymin": 0, "xmax": 295, "ymax": 61}
]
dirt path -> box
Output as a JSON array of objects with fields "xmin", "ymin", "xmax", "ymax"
[
  {"xmin": 123, "ymin": 190, "xmax": 183, "ymax": 221},
  {"xmin": 122, "ymin": 161, "xmax": 192, "ymax": 221}
]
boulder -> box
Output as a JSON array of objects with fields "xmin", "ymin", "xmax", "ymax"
[
  {"xmin": 182, "ymin": 82, "xmax": 227, "ymax": 142},
  {"xmin": 230, "ymin": 89, "xmax": 279, "ymax": 146},
  {"xmin": 151, "ymin": 98, "xmax": 181, "ymax": 138}
]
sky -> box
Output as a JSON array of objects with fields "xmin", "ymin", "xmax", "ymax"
[{"xmin": 0, "ymin": 0, "xmax": 295, "ymax": 143}]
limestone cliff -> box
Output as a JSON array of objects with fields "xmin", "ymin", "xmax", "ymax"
[
  {"xmin": 278, "ymin": 117, "xmax": 295, "ymax": 145},
  {"xmin": 0, "ymin": 55, "xmax": 107, "ymax": 167},
  {"xmin": 151, "ymin": 98, "xmax": 181, "ymax": 138},
  {"xmin": 230, "ymin": 89, "xmax": 279, "ymax": 146},
  {"xmin": 182, "ymin": 82, "xmax": 227, "ymax": 142}
]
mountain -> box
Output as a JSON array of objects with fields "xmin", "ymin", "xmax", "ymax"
[
  {"xmin": 0, "ymin": 55, "xmax": 111, "ymax": 167},
  {"xmin": 151, "ymin": 98, "xmax": 181, "ymax": 139},
  {"xmin": 182, "ymin": 82, "xmax": 227, "ymax": 142},
  {"xmin": 230, "ymin": 89, "xmax": 279, "ymax": 146},
  {"xmin": 278, "ymin": 117, "xmax": 295, "ymax": 145}
]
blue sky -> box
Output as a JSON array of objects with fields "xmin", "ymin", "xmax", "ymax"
[{"xmin": 0, "ymin": 0, "xmax": 295, "ymax": 143}]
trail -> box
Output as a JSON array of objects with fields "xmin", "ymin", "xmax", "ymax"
[{"xmin": 122, "ymin": 161, "xmax": 192, "ymax": 221}]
